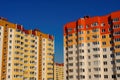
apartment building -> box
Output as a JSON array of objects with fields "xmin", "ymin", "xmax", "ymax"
[
  {"xmin": 54, "ymin": 63, "xmax": 64, "ymax": 80},
  {"xmin": 42, "ymin": 34, "xmax": 54, "ymax": 80},
  {"xmin": 64, "ymin": 11, "xmax": 120, "ymax": 80},
  {"xmin": 0, "ymin": 17, "xmax": 54, "ymax": 80}
]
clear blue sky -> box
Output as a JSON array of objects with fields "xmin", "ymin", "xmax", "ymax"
[{"xmin": 1, "ymin": 0, "xmax": 120, "ymax": 63}]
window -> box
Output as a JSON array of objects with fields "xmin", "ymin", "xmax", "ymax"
[
  {"xmin": 93, "ymin": 54, "xmax": 100, "ymax": 58},
  {"xmin": 88, "ymin": 62, "xmax": 91, "ymax": 66},
  {"xmin": 79, "ymin": 56, "xmax": 84, "ymax": 59},
  {"xmin": 69, "ymin": 75, "xmax": 73, "ymax": 79},
  {"xmin": 110, "ymin": 41, "xmax": 113, "ymax": 44},
  {"xmin": 92, "ymin": 35, "xmax": 99, "ymax": 39},
  {"xmin": 116, "ymin": 59, "xmax": 120, "ymax": 63},
  {"xmin": 109, "ymin": 27, "xmax": 112, "ymax": 32},
  {"xmin": 9, "ymin": 46, "xmax": 12, "ymax": 49},
  {"xmin": 115, "ymin": 45, "xmax": 120, "ymax": 49},
  {"xmin": 88, "ymin": 49, "xmax": 90, "ymax": 53},
  {"xmin": 94, "ymin": 60, "xmax": 100, "ymax": 65},
  {"xmin": 102, "ymin": 29, "xmax": 105, "ymax": 32},
  {"xmin": 93, "ymin": 41, "xmax": 99, "ymax": 45},
  {"xmin": 68, "ymin": 45, "xmax": 73, "ymax": 48},
  {"xmin": 78, "ymin": 37, "xmax": 84, "ymax": 41},
  {"xmin": 88, "ymin": 56, "xmax": 91, "ymax": 59},
  {"xmin": 115, "ymin": 38, "xmax": 120, "ymax": 42},
  {"xmin": 68, "ymin": 34, "xmax": 72, "ymax": 37},
  {"xmin": 79, "ymin": 75, "xmax": 85, "ymax": 79},
  {"xmin": 86, "ymin": 25, "xmax": 89, "ymax": 28},
  {"xmin": 102, "ymin": 42, "xmax": 106, "ymax": 45},
  {"xmin": 109, "ymin": 34, "xmax": 112, "ymax": 38},
  {"xmin": 112, "ymin": 75, "xmax": 116, "ymax": 78},
  {"xmin": 79, "ymin": 62, "xmax": 84, "ymax": 66},
  {"xmin": 68, "ymin": 51, "xmax": 73, "ymax": 54},
  {"xmin": 78, "ymin": 31, "xmax": 83, "ymax": 34},
  {"xmin": 102, "ymin": 35, "xmax": 106, "ymax": 38},
  {"xmin": 101, "ymin": 23, "xmax": 105, "ymax": 27},
  {"xmin": 10, "ymin": 34, "xmax": 12, "ymax": 37},
  {"xmin": 104, "ymin": 68, "xmax": 108, "ymax": 72},
  {"xmin": 93, "ymin": 48, "xmax": 100, "ymax": 51},
  {"xmin": 92, "ymin": 22, "xmax": 98, "ymax": 27},
  {"xmin": 69, "ymin": 57, "xmax": 73, "ymax": 60},
  {"xmin": 79, "ymin": 49, "xmax": 84, "ymax": 53},
  {"xmin": 94, "ymin": 74, "xmax": 101, "ymax": 78},
  {"xmin": 114, "ymin": 31, "xmax": 120, "ymax": 35},
  {"xmin": 117, "ymin": 66, "xmax": 120, "ymax": 70},
  {"xmin": 103, "ymin": 48, "xmax": 106, "ymax": 52},
  {"xmin": 69, "ymin": 69, "xmax": 73, "ymax": 72},
  {"xmin": 8, "ymin": 63, "xmax": 11, "ymax": 66},
  {"xmin": 103, "ymin": 55, "xmax": 107, "ymax": 58},
  {"xmin": 69, "ymin": 63, "xmax": 73, "ymax": 66},
  {"xmin": 113, "ymin": 24, "xmax": 120, "ymax": 28},
  {"xmin": 9, "ymin": 57, "xmax": 11, "ymax": 60},
  {"xmin": 94, "ymin": 67, "xmax": 101, "ymax": 71},
  {"xmin": 113, "ymin": 18, "xmax": 119, "ymax": 22},
  {"xmin": 79, "ymin": 68, "xmax": 85, "ymax": 72},
  {"xmin": 10, "ymin": 29, "xmax": 12, "ymax": 32},
  {"xmin": 103, "ymin": 61, "xmax": 107, "ymax": 65},
  {"xmin": 78, "ymin": 43, "xmax": 84, "ymax": 47},
  {"xmin": 87, "ymin": 37, "xmax": 90, "ymax": 40},
  {"xmin": 68, "ymin": 40, "xmax": 73, "ymax": 43},
  {"xmin": 9, "ymin": 40, "xmax": 12, "ymax": 43},
  {"xmin": 92, "ymin": 29, "xmax": 99, "ymax": 32},
  {"xmin": 9, "ymin": 51, "xmax": 11, "ymax": 55},
  {"xmin": 89, "ymin": 75, "xmax": 91, "ymax": 79},
  {"xmin": 8, "ymin": 69, "xmax": 11, "ymax": 72},
  {"xmin": 8, "ymin": 75, "xmax": 10, "ymax": 78},
  {"xmin": 87, "ymin": 43, "xmax": 90, "ymax": 46},
  {"xmin": 117, "ymin": 74, "xmax": 120, "ymax": 77},
  {"xmin": 87, "ymin": 31, "xmax": 90, "ymax": 34},
  {"xmin": 104, "ymin": 75, "xmax": 108, "ymax": 78},
  {"xmin": 67, "ymin": 28, "xmax": 72, "ymax": 32},
  {"xmin": 88, "ymin": 69, "xmax": 91, "ymax": 72},
  {"xmin": 116, "ymin": 52, "xmax": 120, "ymax": 56},
  {"xmin": 78, "ymin": 25, "xmax": 83, "ymax": 29}
]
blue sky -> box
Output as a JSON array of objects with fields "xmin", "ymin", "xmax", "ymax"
[{"xmin": 1, "ymin": 0, "xmax": 120, "ymax": 63}]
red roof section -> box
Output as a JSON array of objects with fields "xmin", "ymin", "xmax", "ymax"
[{"xmin": 55, "ymin": 63, "xmax": 64, "ymax": 66}]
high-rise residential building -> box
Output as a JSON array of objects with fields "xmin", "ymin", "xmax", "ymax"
[
  {"xmin": 64, "ymin": 11, "xmax": 120, "ymax": 80},
  {"xmin": 54, "ymin": 63, "xmax": 64, "ymax": 80},
  {"xmin": 0, "ymin": 17, "xmax": 54, "ymax": 80},
  {"xmin": 42, "ymin": 34, "xmax": 54, "ymax": 80}
]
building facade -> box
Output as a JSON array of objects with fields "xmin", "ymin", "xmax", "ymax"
[
  {"xmin": 54, "ymin": 63, "xmax": 64, "ymax": 80},
  {"xmin": 64, "ymin": 11, "xmax": 120, "ymax": 80},
  {"xmin": 0, "ymin": 17, "xmax": 54, "ymax": 80}
]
